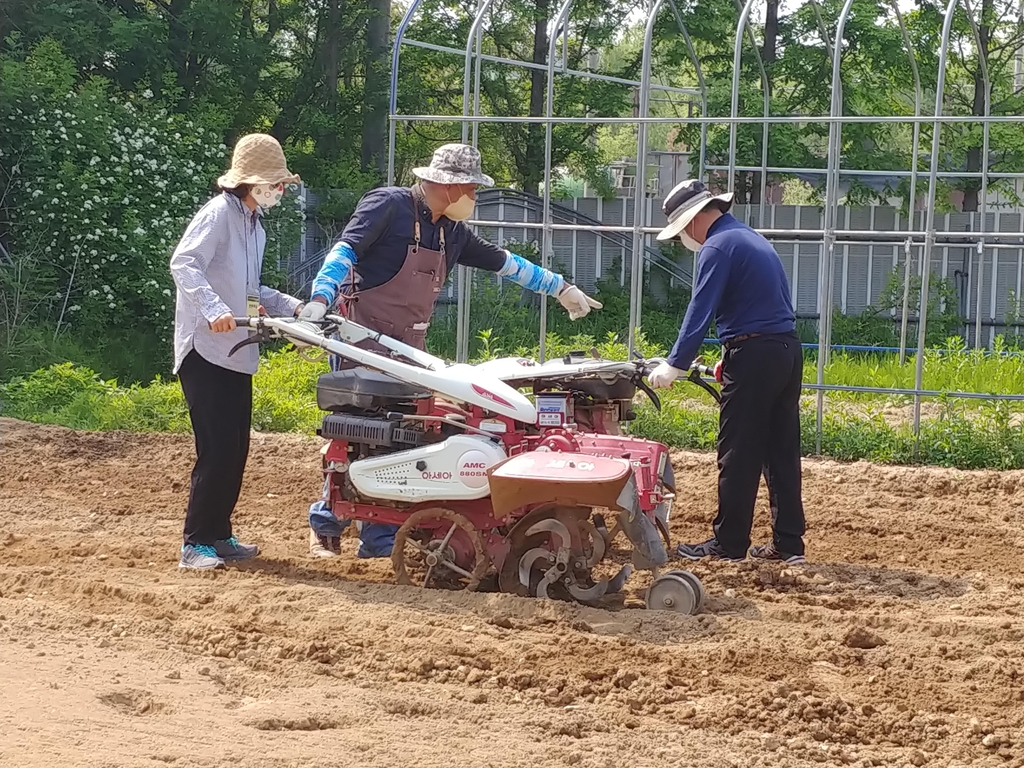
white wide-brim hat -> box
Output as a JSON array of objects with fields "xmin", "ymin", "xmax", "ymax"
[
  {"xmin": 217, "ymin": 133, "xmax": 301, "ymax": 188},
  {"xmin": 412, "ymin": 143, "xmax": 495, "ymax": 187},
  {"xmin": 656, "ymin": 179, "xmax": 734, "ymax": 241}
]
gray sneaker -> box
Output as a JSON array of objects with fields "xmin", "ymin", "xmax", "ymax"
[
  {"xmin": 749, "ymin": 543, "xmax": 806, "ymax": 564},
  {"xmin": 179, "ymin": 543, "xmax": 226, "ymax": 570},
  {"xmin": 214, "ymin": 536, "xmax": 259, "ymax": 561}
]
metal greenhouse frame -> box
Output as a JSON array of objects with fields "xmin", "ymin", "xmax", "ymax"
[{"xmin": 386, "ymin": 0, "xmax": 1024, "ymax": 452}]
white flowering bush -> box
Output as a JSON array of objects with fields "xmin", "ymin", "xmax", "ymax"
[{"xmin": 1, "ymin": 39, "xmax": 227, "ymax": 347}]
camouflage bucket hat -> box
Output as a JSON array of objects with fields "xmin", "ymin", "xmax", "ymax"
[{"xmin": 412, "ymin": 143, "xmax": 495, "ymax": 187}]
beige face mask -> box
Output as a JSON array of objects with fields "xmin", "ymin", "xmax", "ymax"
[{"xmin": 443, "ymin": 188, "xmax": 476, "ymax": 220}]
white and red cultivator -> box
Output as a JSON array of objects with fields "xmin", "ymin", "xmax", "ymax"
[{"xmin": 231, "ymin": 314, "xmax": 714, "ymax": 612}]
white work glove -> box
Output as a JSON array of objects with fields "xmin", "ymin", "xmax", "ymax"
[
  {"xmin": 298, "ymin": 300, "xmax": 328, "ymax": 322},
  {"xmin": 648, "ymin": 361, "xmax": 686, "ymax": 389},
  {"xmin": 557, "ymin": 284, "xmax": 602, "ymax": 320}
]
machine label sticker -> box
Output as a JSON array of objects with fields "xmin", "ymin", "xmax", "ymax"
[{"xmin": 457, "ymin": 451, "xmax": 492, "ymax": 489}]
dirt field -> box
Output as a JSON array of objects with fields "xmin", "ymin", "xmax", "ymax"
[{"xmin": 1, "ymin": 417, "xmax": 1023, "ymax": 768}]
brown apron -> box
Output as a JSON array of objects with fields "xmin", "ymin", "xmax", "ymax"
[{"xmin": 333, "ymin": 192, "xmax": 446, "ymax": 368}]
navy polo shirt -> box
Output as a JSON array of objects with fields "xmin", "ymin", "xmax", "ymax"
[
  {"xmin": 667, "ymin": 213, "xmax": 796, "ymax": 370},
  {"xmin": 341, "ymin": 185, "xmax": 507, "ymax": 290}
]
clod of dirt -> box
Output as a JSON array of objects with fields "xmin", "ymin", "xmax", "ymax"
[
  {"xmin": 250, "ymin": 716, "xmax": 340, "ymax": 731},
  {"xmin": 467, "ymin": 690, "xmax": 489, "ymax": 704},
  {"xmin": 164, "ymin": 670, "xmax": 180, "ymax": 680},
  {"xmin": 613, "ymin": 670, "xmax": 638, "ymax": 689},
  {"xmin": 970, "ymin": 717, "xmax": 994, "ymax": 735},
  {"xmin": 98, "ymin": 689, "xmax": 162, "ymax": 716},
  {"xmin": 488, "ymin": 616, "xmax": 514, "ymax": 630},
  {"xmin": 761, "ymin": 734, "xmax": 781, "ymax": 751},
  {"xmin": 844, "ymin": 627, "xmax": 886, "ymax": 649}
]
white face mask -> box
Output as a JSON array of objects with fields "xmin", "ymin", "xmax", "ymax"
[
  {"xmin": 252, "ymin": 183, "xmax": 284, "ymax": 209},
  {"xmin": 679, "ymin": 227, "xmax": 702, "ymax": 253},
  {"xmin": 679, "ymin": 219, "xmax": 704, "ymax": 252},
  {"xmin": 443, "ymin": 188, "xmax": 475, "ymax": 221}
]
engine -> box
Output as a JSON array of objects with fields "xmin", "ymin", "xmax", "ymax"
[
  {"xmin": 499, "ymin": 351, "xmax": 642, "ymax": 435},
  {"xmin": 315, "ymin": 367, "xmax": 509, "ymax": 504},
  {"xmin": 316, "ymin": 366, "xmax": 430, "ymax": 453}
]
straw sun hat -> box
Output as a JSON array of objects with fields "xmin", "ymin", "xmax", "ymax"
[{"xmin": 217, "ymin": 133, "xmax": 301, "ymax": 189}]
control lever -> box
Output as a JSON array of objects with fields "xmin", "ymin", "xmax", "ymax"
[
  {"xmin": 635, "ymin": 375, "xmax": 662, "ymax": 411},
  {"xmin": 227, "ymin": 317, "xmax": 272, "ymax": 357},
  {"xmin": 686, "ymin": 367, "xmax": 722, "ymax": 404}
]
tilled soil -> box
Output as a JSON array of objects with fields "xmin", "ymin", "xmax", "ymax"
[{"xmin": 1, "ymin": 417, "xmax": 1022, "ymax": 768}]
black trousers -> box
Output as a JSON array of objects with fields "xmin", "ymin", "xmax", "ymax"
[
  {"xmin": 178, "ymin": 350, "xmax": 253, "ymax": 546},
  {"xmin": 714, "ymin": 332, "xmax": 805, "ymax": 557}
]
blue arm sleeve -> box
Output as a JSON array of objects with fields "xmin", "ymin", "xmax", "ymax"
[
  {"xmin": 310, "ymin": 189, "xmax": 394, "ymax": 304},
  {"xmin": 667, "ymin": 246, "xmax": 729, "ymax": 369},
  {"xmin": 310, "ymin": 241, "xmax": 357, "ymax": 304},
  {"xmin": 497, "ymin": 251, "xmax": 566, "ymax": 296}
]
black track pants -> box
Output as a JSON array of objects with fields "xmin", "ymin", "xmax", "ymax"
[
  {"xmin": 713, "ymin": 333, "xmax": 806, "ymax": 556},
  {"xmin": 177, "ymin": 350, "xmax": 253, "ymax": 546}
]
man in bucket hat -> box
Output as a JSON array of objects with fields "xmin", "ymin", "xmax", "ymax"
[
  {"xmin": 299, "ymin": 143, "xmax": 602, "ymax": 559},
  {"xmin": 647, "ymin": 179, "xmax": 807, "ymax": 565}
]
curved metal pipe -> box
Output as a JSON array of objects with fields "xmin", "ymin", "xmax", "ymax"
[
  {"xmin": 540, "ymin": 0, "xmax": 576, "ymax": 362},
  {"xmin": 455, "ymin": 0, "xmax": 499, "ymax": 362},
  {"xmin": 727, "ymin": 0, "xmax": 758, "ymax": 194},
  {"xmin": 892, "ymin": 0, "xmax": 924, "ymax": 365},
  {"xmin": 472, "ymin": 25, "xmax": 484, "ymax": 147},
  {"xmin": 815, "ymin": 0, "xmax": 857, "ymax": 453},
  {"xmin": 667, "ymin": 0, "xmax": 709, "ymax": 178},
  {"xmin": 964, "ymin": 0, "xmax": 992, "ymax": 350},
  {"xmin": 728, "ymin": 0, "xmax": 771, "ymax": 225},
  {"xmin": 626, "ymin": 0, "xmax": 672, "ymax": 357},
  {"xmin": 462, "ymin": 0, "xmax": 498, "ymax": 143},
  {"xmin": 806, "ymin": 0, "xmax": 835, "ymax": 61},
  {"xmin": 913, "ymin": 0, "xmax": 963, "ymax": 440},
  {"xmin": 387, "ymin": 0, "xmax": 427, "ymax": 185}
]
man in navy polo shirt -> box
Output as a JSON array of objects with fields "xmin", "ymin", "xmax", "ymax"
[
  {"xmin": 298, "ymin": 143, "xmax": 602, "ymax": 559},
  {"xmin": 648, "ymin": 178, "xmax": 807, "ymax": 564}
]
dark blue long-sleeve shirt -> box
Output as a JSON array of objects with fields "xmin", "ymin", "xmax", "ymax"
[{"xmin": 667, "ymin": 213, "xmax": 796, "ymax": 370}]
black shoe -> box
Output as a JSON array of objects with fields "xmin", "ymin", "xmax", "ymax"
[
  {"xmin": 675, "ymin": 537, "xmax": 746, "ymax": 563},
  {"xmin": 749, "ymin": 543, "xmax": 806, "ymax": 565}
]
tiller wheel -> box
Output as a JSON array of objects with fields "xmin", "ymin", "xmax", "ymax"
[
  {"xmin": 644, "ymin": 569, "xmax": 705, "ymax": 614},
  {"xmin": 392, "ymin": 508, "xmax": 489, "ymax": 591},
  {"xmin": 497, "ymin": 507, "xmax": 632, "ymax": 605}
]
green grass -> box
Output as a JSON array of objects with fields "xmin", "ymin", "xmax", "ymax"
[
  {"xmin": 3, "ymin": 333, "xmax": 1024, "ymax": 470},
  {"xmin": 812, "ymin": 337, "xmax": 1024, "ymax": 397}
]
